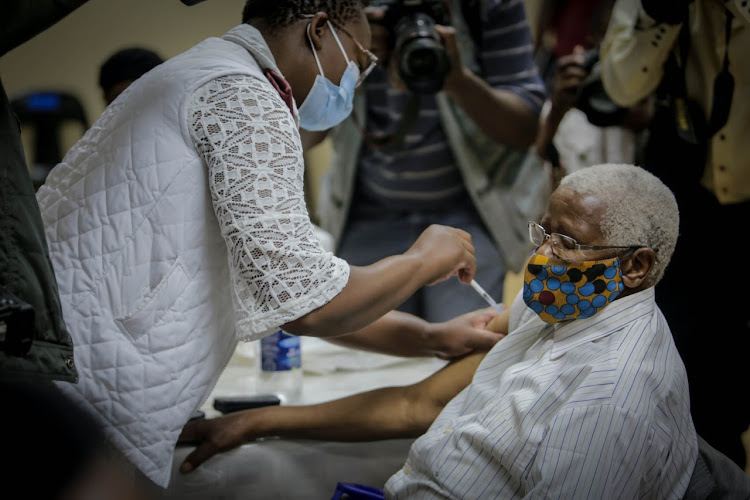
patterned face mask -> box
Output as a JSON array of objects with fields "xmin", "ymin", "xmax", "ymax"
[{"xmin": 522, "ymin": 253, "xmax": 624, "ymax": 323}]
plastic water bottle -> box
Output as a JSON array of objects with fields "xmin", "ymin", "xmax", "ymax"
[{"xmin": 255, "ymin": 329, "xmax": 303, "ymax": 404}]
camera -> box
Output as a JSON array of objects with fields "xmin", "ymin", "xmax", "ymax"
[
  {"xmin": 575, "ymin": 49, "xmax": 628, "ymax": 127},
  {"xmin": 369, "ymin": 0, "xmax": 451, "ymax": 95}
]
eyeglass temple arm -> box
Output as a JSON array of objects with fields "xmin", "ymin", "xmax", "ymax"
[{"xmin": 576, "ymin": 244, "xmax": 659, "ymax": 253}]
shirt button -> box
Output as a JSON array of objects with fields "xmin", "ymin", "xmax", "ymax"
[
  {"xmin": 443, "ymin": 426, "xmax": 453, "ymax": 435},
  {"xmin": 404, "ymin": 464, "xmax": 412, "ymax": 475}
]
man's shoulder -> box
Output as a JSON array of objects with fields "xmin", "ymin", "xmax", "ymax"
[{"xmin": 609, "ymin": 313, "xmax": 690, "ymax": 422}]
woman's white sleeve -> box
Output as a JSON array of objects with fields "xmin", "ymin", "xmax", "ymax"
[{"xmin": 188, "ymin": 75, "xmax": 350, "ymax": 340}]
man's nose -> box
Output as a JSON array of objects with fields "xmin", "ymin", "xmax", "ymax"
[{"xmin": 535, "ymin": 239, "xmax": 556, "ymax": 258}]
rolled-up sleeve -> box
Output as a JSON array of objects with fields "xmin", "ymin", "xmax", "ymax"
[{"xmin": 480, "ymin": 0, "xmax": 547, "ymax": 114}]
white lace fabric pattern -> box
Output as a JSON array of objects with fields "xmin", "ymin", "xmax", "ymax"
[{"xmin": 188, "ymin": 74, "xmax": 350, "ymax": 340}]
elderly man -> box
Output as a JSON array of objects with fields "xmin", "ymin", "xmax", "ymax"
[{"xmin": 178, "ymin": 163, "xmax": 699, "ymax": 498}]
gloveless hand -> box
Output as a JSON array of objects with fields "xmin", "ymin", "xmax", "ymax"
[
  {"xmin": 405, "ymin": 224, "xmax": 477, "ymax": 285},
  {"xmin": 434, "ymin": 24, "xmax": 467, "ymax": 94},
  {"xmin": 426, "ymin": 306, "xmax": 507, "ymax": 360},
  {"xmin": 178, "ymin": 410, "xmax": 260, "ymax": 473},
  {"xmin": 549, "ymin": 45, "xmax": 588, "ymax": 116}
]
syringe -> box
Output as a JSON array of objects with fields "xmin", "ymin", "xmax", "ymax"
[{"xmin": 470, "ymin": 279, "xmax": 504, "ymax": 315}]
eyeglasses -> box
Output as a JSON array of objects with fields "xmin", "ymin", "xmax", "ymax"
[
  {"xmin": 303, "ymin": 16, "xmax": 379, "ymax": 89},
  {"xmin": 328, "ymin": 19, "xmax": 378, "ymax": 88},
  {"xmin": 528, "ymin": 221, "xmax": 655, "ymax": 259}
]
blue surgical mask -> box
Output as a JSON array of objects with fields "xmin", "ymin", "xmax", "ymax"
[{"xmin": 298, "ymin": 21, "xmax": 360, "ymax": 131}]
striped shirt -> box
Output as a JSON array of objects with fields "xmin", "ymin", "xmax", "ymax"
[
  {"xmin": 354, "ymin": 0, "xmax": 545, "ymax": 214},
  {"xmin": 385, "ymin": 287, "xmax": 698, "ymax": 499}
]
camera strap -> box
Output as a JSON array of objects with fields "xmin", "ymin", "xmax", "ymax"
[
  {"xmin": 355, "ymin": 93, "xmax": 422, "ymax": 152},
  {"xmin": 707, "ymin": 10, "xmax": 734, "ymax": 137},
  {"xmin": 666, "ymin": 8, "xmax": 734, "ymax": 143},
  {"xmin": 665, "ymin": 21, "xmax": 700, "ymax": 145}
]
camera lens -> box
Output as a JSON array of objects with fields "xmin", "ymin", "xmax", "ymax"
[
  {"xmin": 398, "ymin": 39, "xmax": 449, "ymax": 94},
  {"xmin": 406, "ymin": 47, "xmax": 437, "ymax": 75},
  {"xmin": 394, "ymin": 12, "xmax": 450, "ymax": 94}
]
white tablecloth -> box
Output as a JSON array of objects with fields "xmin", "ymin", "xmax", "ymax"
[{"xmin": 160, "ymin": 338, "xmax": 447, "ymax": 499}]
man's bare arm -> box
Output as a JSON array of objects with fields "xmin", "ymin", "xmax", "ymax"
[{"xmin": 178, "ymin": 350, "xmax": 488, "ymax": 472}]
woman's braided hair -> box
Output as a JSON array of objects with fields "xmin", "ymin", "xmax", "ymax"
[{"xmin": 242, "ymin": 0, "xmax": 365, "ymax": 31}]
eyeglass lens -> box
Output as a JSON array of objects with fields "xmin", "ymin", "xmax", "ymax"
[{"xmin": 528, "ymin": 223, "xmax": 579, "ymax": 254}]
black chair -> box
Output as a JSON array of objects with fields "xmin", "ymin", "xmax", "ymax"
[
  {"xmin": 11, "ymin": 90, "xmax": 88, "ymax": 189},
  {"xmin": 683, "ymin": 434, "xmax": 750, "ymax": 499}
]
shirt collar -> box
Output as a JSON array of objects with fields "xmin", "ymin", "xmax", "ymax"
[{"xmin": 549, "ymin": 288, "xmax": 657, "ymax": 360}]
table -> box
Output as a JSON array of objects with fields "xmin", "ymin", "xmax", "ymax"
[{"xmin": 160, "ymin": 338, "xmax": 447, "ymax": 499}]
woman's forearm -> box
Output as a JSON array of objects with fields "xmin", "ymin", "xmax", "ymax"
[
  {"xmin": 282, "ymin": 255, "xmax": 430, "ymax": 337},
  {"xmin": 322, "ymin": 310, "xmax": 433, "ymax": 357},
  {"xmin": 283, "ymin": 225, "xmax": 476, "ymax": 337}
]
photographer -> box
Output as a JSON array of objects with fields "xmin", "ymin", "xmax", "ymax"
[
  {"xmin": 599, "ymin": 0, "xmax": 750, "ymax": 470},
  {"xmin": 534, "ymin": 0, "xmax": 654, "ymax": 182},
  {"xmin": 307, "ymin": 0, "xmax": 547, "ymax": 323}
]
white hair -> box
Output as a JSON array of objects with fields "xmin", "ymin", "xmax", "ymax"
[{"xmin": 559, "ymin": 163, "xmax": 679, "ymax": 286}]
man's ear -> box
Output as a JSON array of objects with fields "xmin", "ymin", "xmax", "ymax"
[
  {"xmin": 307, "ymin": 12, "xmax": 330, "ymax": 51},
  {"xmin": 621, "ymin": 247, "xmax": 656, "ymax": 289}
]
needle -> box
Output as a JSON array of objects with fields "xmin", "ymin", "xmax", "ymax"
[{"xmin": 470, "ymin": 279, "xmax": 504, "ymax": 314}]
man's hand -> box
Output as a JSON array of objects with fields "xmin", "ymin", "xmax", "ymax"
[
  {"xmin": 425, "ymin": 305, "xmax": 508, "ymax": 360},
  {"xmin": 405, "ymin": 224, "xmax": 476, "ymax": 285},
  {"xmin": 435, "ymin": 25, "xmax": 467, "ymax": 93},
  {"xmin": 549, "ymin": 45, "xmax": 589, "ymax": 117},
  {"xmin": 178, "ymin": 411, "xmax": 256, "ymax": 473}
]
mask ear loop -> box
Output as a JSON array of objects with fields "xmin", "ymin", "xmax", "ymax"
[
  {"xmin": 326, "ymin": 20, "xmax": 351, "ymax": 64},
  {"xmin": 306, "ymin": 23, "xmax": 326, "ymax": 78}
]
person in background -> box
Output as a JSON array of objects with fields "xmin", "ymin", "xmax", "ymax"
[
  {"xmin": 99, "ymin": 47, "xmax": 165, "ymax": 106},
  {"xmin": 178, "ymin": 163, "xmax": 703, "ymax": 498},
  {"xmin": 37, "ymin": 0, "xmax": 505, "ymax": 491},
  {"xmin": 531, "ymin": 0, "xmax": 606, "ymax": 85},
  {"xmin": 0, "ymin": 0, "xmax": 89, "ymax": 383},
  {"xmin": 599, "ymin": 0, "xmax": 750, "ymax": 469},
  {"xmin": 1, "ymin": 378, "xmax": 148, "ymax": 500},
  {"xmin": 306, "ymin": 0, "xmax": 547, "ymax": 324},
  {"xmin": 533, "ymin": 0, "xmax": 654, "ymax": 183}
]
